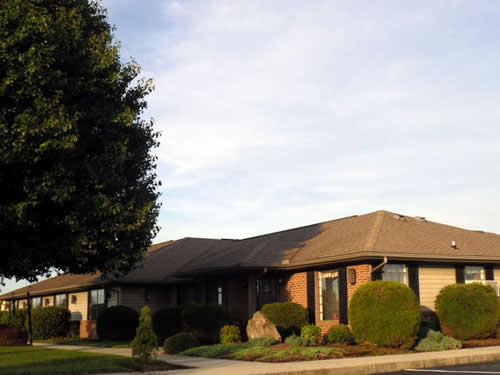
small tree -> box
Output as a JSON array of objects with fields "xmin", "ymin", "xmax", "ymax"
[{"xmin": 130, "ymin": 306, "xmax": 158, "ymax": 360}]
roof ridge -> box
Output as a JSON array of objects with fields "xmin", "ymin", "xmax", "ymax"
[
  {"xmin": 241, "ymin": 214, "xmax": 359, "ymax": 241},
  {"xmin": 364, "ymin": 210, "xmax": 386, "ymax": 251}
]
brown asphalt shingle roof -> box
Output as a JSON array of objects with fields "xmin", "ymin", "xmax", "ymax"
[{"xmin": 3, "ymin": 210, "xmax": 500, "ymax": 299}]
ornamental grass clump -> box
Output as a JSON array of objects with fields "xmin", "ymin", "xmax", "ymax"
[
  {"xmin": 349, "ymin": 281, "xmax": 421, "ymax": 348},
  {"xmin": 436, "ymin": 283, "xmax": 497, "ymax": 340},
  {"xmin": 130, "ymin": 306, "xmax": 158, "ymax": 360}
]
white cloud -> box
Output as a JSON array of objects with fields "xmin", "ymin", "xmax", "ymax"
[{"xmin": 5, "ymin": 0, "xmax": 500, "ymax": 292}]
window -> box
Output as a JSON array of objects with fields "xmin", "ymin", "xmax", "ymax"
[
  {"xmin": 55, "ymin": 294, "xmax": 67, "ymax": 307},
  {"xmin": 217, "ymin": 286, "xmax": 223, "ymax": 305},
  {"xmin": 89, "ymin": 289, "xmax": 106, "ymax": 320},
  {"xmin": 319, "ymin": 271, "xmax": 339, "ymax": 321},
  {"xmin": 382, "ymin": 264, "xmax": 408, "ymax": 284},
  {"xmin": 44, "ymin": 298, "xmax": 51, "ymax": 306},
  {"xmin": 9, "ymin": 300, "xmax": 15, "ymax": 312},
  {"xmin": 71, "ymin": 295, "xmax": 77, "ymax": 304},
  {"xmin": 465, "ymin": 266, "xmax": 485, "ymax": 282},
  {"xmin": 107, "ymin": 289, "xmax": 119, "ymax": 307},
  {"xmin": 31, "ymin": 297, "xmax": 41, "ymax": 308}
]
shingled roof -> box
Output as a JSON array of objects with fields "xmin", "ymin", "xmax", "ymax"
[
  {"xmin": 3, "ymin": 210, "xmax": 500, "ymax": 299},
  {"xmin": 178, "ymin": 210, "xmax": 500, "ymax": 273}
]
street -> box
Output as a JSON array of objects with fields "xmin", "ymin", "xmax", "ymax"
[{"xmin": 386, "ymin": 361, "xmax": 500, "ymax": 375}]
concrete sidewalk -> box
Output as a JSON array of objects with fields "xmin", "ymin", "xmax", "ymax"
[{"xmin": 35, "ymin": 343, "xmax": 500, "ymax": 375}]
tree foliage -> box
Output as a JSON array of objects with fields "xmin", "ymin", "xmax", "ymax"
[{"xmin": 0, "ymin": 0, "xmax": 160, "ymax": 281}]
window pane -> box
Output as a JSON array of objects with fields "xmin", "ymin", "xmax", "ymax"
[
  {"xmin": 383, "ymin": 264, "xmax": 407, "ymax": 284},
  {"xmin": 465, "ymin": 266, "xmax": 484, "ymax": 281},
  {"xmin": 320, "ymin": 272, "xmax": 339, "ymax": 321},
  {"xmin": 31, "ymin": 297, "xmax": 41, "ymax": 308},
  {"xmin": 56, "ymin": 294, "xmax": 67, "ymax": 307}
]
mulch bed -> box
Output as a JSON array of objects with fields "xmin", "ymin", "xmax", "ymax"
[{"xmin": 462, "ymin": 339, "xmax": 500, "ymax": 348}]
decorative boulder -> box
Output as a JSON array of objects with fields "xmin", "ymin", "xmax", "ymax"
[
  {"xmin": 246, "ymin": 311, "xmax": 281, "ymax": 342},
  {"xmin": 0, "ymin": 325, "xmax": 28, "ymax": 346}
]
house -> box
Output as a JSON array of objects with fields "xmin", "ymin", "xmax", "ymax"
[{"xmin": 2, "ymin": 210, "xmax": 500, "ymax": 338}]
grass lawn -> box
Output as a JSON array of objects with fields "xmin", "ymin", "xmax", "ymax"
[
  {"xmin": 0, "ymin": 346, "xmax": 178, "ymax": 375},
  {"xmin": 34, "ymin": 338, "xmax": 130, "ymax": 349}
]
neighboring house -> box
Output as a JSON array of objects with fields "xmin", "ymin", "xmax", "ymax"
[{"xmin": 2, "ymin": 210, "xmax": 500, "ymax": 337}]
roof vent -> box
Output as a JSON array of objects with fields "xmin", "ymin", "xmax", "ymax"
[
  {"xmin": 415, "ymin": 216, "xmax": 426, "ymax": 222},
  {"xmin": 451, "ymin": 240, "xmax": 457, "ymax": 249}
]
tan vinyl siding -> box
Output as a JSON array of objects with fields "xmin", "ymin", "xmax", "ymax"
[
  {"xmin": 68, "ymin": 292, "xmax": 88, "ymax": 321},
  {"xmin": 120, "ymin": 286, "xmax": 176, "ymax": 313},
  {"xmin": 419, "ymin": 266, "xmax": 456, "ymax": 311},
  {"xmin": 495, "ymin": 268, "xmax": 500, "ymax": 281},
  {"xmin": 119, "ymin": 287, "xmax": 146, "ymax": 312}
]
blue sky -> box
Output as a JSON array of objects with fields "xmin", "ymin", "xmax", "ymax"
[{"xmin": 3, "ymin": 0, "xmax": 500, "ymax": 293}]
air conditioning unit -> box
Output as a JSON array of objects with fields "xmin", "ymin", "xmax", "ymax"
[{"xmin": 481, "ymin": 280, "xmax": 500, "ymax": 296}]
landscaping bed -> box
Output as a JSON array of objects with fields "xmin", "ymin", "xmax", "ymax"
[
  {"xmin": 462, "ymin": 339, "xmax": 500, "ymax": 348},
  {"xmin": 181, "ymin": 341, "xmax": 412, "ymax": 362},
  {"xmin": 0, "ymin": 346, "xmax": 179, "ymax": 375}
]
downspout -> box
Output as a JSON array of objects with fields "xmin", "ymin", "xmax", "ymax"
[{"xmin": 370, "ymin": 256, "xmax": 388, "ymax": 275}]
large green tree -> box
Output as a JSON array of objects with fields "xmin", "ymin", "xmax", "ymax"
[{"xmin": 0, "ymin": 0, "xmax": 161, "ymax": 281}]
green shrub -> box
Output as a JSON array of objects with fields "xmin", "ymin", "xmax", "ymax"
[
  {"xmin": 182, "ymin": 305, "xmax": 231, "ymax": 344},
  {"xmin": 32, "ymin": 306, "xmax": 71, "ymax": 339},
  {"xmin": 220, "ymin": 325, "xmax": 241, "ymax": 344},
  {"xmin": 496, "ymin": 298, "xmax": 500, "ymax": 327},
  {"xmin": 327, "ymin": 324, "xmax": 353, "ymax": 344},
  {"xmin": 414, "ymin": 329, "xmax": 462, "ymax": 352},
  {"xmin": 131, "ymin": 306, "xmax": 158, "ymax": 360},
  {"xmin": 300, "ymin": 325, "xmax": 321, "ymax": 346},
  {"xmin": 260, "ymin": 302, "xmax": 309, "ymax": 337},
  {"xmin": 349, "ymin": 281, "xmax": 421, "ymax": 348},
  {"xmin": 164, "ymin": 332, "xmax": 199, "ymax": 354},
  {"xmin": 247, "ymin": 337, "xmax": 276, "ymax": 347},
  {"xmin": 152, "ymin": 307, "xmax": 183, "ymax": 342},
  {"xmin": 436, "ymin": 283, "xmax": 497, "ymax": 340},
  {"xmin": 285, "ymin": 333, "xmax": 308, "ymax": 347},
  {"xmin": 1, "ymin": 309, "xmax": 27, "ymax": 331},
  {"xmin": 96, "ymin": 305, "xmax": 139, "ymax": 341}
]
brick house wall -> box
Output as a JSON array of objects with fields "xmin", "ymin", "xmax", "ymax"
[{"xmin": 279, "ymin": 264, "xmax": 373, "ymax": 334}]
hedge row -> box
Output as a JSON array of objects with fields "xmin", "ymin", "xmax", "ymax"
[{"xmin": 0, "ymin": 307, "xmax": 70, "ymax": 339}]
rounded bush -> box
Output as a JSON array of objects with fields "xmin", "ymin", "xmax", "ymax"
[
  {"xmin": 97, "ymin": 305, "xmax": 139, "ymax": 341},
  {"xmin": 182, "ymin": 305, "xmax": 231, "ymax": 344},
  {"xmin": 32, "ymin": 306, "xmax": 71, "ymax": 339},
  {"xmin": 300, "ymin": 324, "xmax": 322, "ymax": 346},
  {"xmin": 327, "ymin": 324, "xmax": 353, "ymax": 344},
  {"xmin": 219, "ymin": 325, "xmax": 241, "ymax": 344},
  {"xmin": 153, "ymin": 307, "xmax": 183, "ymax": 342},
  {"xmin": 349, "ymin": 281, "xmax": 421, "ymax": 348},
  {"xmin": 164, "ymin": 332, "xmax": 199, "ymax": 354},
  {"xmin": 436, "ymin": 283, "xmax": 497, "ymax": 340},
  {"xmin": 260, "ymin": 302, "xmax": 309, "ymax": 337}
]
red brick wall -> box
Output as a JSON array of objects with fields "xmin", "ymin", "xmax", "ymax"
[
  {"xmin": 80, "ymin": 320, "xmax": 97, "ymax": 339},
  {"xmin": 280, "ymin": 272, "xmax": 308, "ymax": 308},
  {"xmin": 347, "ymin": 264, "xmax": 372, "ymax": 301},
  {"xmin": 280, "ymin": 264, "xmax": 373, "ymax": 334}
]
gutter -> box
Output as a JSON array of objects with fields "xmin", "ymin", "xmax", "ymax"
[{"xmin": 370, "ymin": 256, "xmax": 388, "ymax": 275}]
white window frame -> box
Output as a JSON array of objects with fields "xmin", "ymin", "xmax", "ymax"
[
  {"xmin": 464, "ymin": 266, "xmax": 485, "ymax": 283},
  {"xmin": 382, "ymin": 264, "xmax": 408, "ymax": 285},
  {"xmin": 318, "ymin": 270, "xmax": 339, "ymax": 321}
]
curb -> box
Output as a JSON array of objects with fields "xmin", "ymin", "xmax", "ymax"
[{"xmin": 265, "ymin": 351, "xmax": 500, "ymax": 375}]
